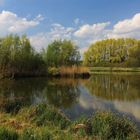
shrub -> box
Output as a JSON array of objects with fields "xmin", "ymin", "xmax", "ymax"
[
  {"xmin": 72, "ymin": 112, "xmax": 140, "ymax": 140},
  {"xmin": 48, "ymin": 67, "xmax": 59, "ymax": 76},
  {"xmin": 91, "ymin": 112, "xmax": 139, "ymax": 139},
  {"xmin": 30, "ymin": 104, "xmax": 71, "ymax": 129}
]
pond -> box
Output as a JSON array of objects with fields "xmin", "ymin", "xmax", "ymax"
[{"xmin": 0, "ymin": 73, "xmax": 140, "ymax": 127}]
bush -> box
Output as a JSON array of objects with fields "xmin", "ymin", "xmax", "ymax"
[
  {"xmin": 48, "ymin": 67, "xmax": 59, "ymax": 76},
  {"xmin": 72, "ymin": 112, "xmax": 140, "ymax": 140},
  {"xmin": 30, "ymin": 104, "xmax": 71, "ymax": 129}
]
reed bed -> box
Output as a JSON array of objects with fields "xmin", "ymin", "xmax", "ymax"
[{"xmin": 59, "ymin": 66, "xmax": 90, "ymax": 78}]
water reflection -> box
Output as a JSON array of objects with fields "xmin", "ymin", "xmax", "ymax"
[
  {"xmin": 0, "ymin": 78, "xmax": 81, "ymax": 111},
  {"xmin": 0, "ymin": 74, "xmax": 140, "ymax": 126},
  {"xmin": 42, "ymin": 79, "xmax": 80, "ymax": 108},
  {"xmin": 85, "ymin": 74, "xmax": 140, "ymax": 101}
]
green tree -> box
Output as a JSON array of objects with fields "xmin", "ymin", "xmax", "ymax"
[
  {"xmin": 0, "ymin": 34, "xmax": 45, "ymax": 78},
  {"xmin": 83, "ymin": 38, "xmax": 140, "ymax": 67},
  {"xmin": 43, "ymin": 40, "xmax": 80, "ymax": 67}
]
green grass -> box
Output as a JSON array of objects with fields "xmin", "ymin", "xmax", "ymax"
[
  {"xmin": 0, "ymin": 104, "xmax": 139, "ymax": 140},
  {"xmin": 0, "ymin": 127, "xmax": 18, "ymax": 140},
  {"xmin": 90, "ymin": 67, "xmax": 140, "ymax": 73}
]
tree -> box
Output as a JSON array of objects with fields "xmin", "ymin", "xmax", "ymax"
[
  {"xmin": 43, "ymin": 40, "xmax": 80, "ymax": 67},
  {"xmin": 127, "ymin": 41, "xmax": 140, "ymax": 66},
  {"xmin": 83, "ymin": 38, "xmax": 140, "ymax": 67},
  {"xmin": 0, "ymin": 34, "xmax": 45, "ymax": 78}
]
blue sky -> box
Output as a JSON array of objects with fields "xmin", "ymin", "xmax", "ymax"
[{"xmin": 0, "ymin": 0, "xmax": 140, "ymax": 52}]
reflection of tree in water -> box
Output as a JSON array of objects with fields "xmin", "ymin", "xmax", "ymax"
[
  {"xmin": 0, "ymin": 78, "xmax": 46, "ymax": 112},
  {"xmin": 0, "ymin": 78, "xmax": 81, "ymax": 112},
  {"xmin": 43, "ymin": 79, "xmax": 80, "ymax": 108},
  {"xmin": 85, "ymin": 74, "xmax": 140, "ymax": 101},
  {"xmin": 0, "ymin": 78, "xmax": 46, "ymax": 98}
]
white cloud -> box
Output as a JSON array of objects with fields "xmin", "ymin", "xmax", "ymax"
[
  {"xmin": 29, "ymin": 33, "xmax": 48, "ymax": 51},
  {"xmin": 34, "ymin": 14, "xmax": 44, "ymax": 21},
  {"xmin": 108, "ymin": 13, "xmax": 140, "ymax": 38},
  {"xmin": 29, "ymin": 23, "xmax": 75, "ymax": 51},
  {"xmin": 0, "ymin": 11, "xmax": 43, "ymax": 35},
  {"xmin": 0, "ymin": 10, "xmax": 140, "ymax": 54},
  {"xmin": 74, "ymin": 22, "xmax": 110, "ymax": 38},
  {"xmin": 50, "ymin": 23, "xmax": 75, "ymax": 39},
  {"xmin": 30, "ymin": 13, "xmax": 140, "ymax": 53}
]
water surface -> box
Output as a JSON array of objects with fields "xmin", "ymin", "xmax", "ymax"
[{"xmin": 0, "ymin": 73, "xmax": 140, "ymax": 127}]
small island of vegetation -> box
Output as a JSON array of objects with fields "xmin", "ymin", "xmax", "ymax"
[
  {"xmin": 0, "ymin": 35, "xmax": 140, "ymax": 79},
  {"xmin": 0, "ymin": 35, "xmax": 89, "ymax": 79}
]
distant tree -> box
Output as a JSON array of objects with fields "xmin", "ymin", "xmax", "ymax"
[
  {"xmin": 0, "ymin": 34, "xmax": 45, "ymax": 77},
  {"xmin": 127, "ymin": 41, "xmax": 140, "ymax": 66},
  {"xmin": 43, "ymin": 40, "xmax": 80, "ymax": 67},
  {"xmin": 83, "ymin": 38, "xmax": 140, "ymax": 67}
]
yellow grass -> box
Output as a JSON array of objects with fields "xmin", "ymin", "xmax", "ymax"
[{"xmin": 59, "ymin": 66, "xmax": 89, "ymax": 77}]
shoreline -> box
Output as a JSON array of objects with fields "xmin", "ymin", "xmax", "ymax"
[
  {"xmin": 1, "ymin": 67, "xmax": 140, "ymax": 79},
  {"xmin": 89, "ymin": 67, "xmax": 140, "ymax": 73}
]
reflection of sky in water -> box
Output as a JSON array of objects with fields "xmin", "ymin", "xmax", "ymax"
[
  {"xmin": 0, "ymin": 74, "xmax": 140, "ymax": 128},
  {"xmin": 63, "ymin": 84, "xmax": 140, "ymax": 128}
]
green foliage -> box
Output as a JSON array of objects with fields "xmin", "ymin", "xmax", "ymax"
[
  {"xmin": 21, "ymin": 128, "xmax": 52, "ymax": 140},
  {"xmin": 0, "ymin": 127, "xmax": 18, "ymax": 140},
  {"xmin": 90, "ymin": 112, "xmax": 137, "ymax": 139},
  {"xmin": 0, "ymin": 34, "xmax": 45, "ymax": 78},
  {"xmin": 84, "ymin": 38, "xmax": 140, "ymax": 67},
  {"xmin": 43, "ymin": 40, "xmax": 80, "ymax": 67},
  {"xmin": 0, "ymin": 104, "xmax": 140, "ymax": 140},
  {"xmin": 30, "ymin": 104, "xmax": 71, "ymax": 129},
  {"xmin": 127, "ymin": 44, "xmax": 140, "ymax": 66},
  {"xmin": 48, "ymin": 67, "xmax": 59, "ymax": 76},
  {"xmin": 72, "ymin": 112, "xmax": 139, "ymax": 140}
]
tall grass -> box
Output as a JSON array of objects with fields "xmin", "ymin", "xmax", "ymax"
[
  {"xmin": 0, "ymin": 127, "xmax": 18, "ymax": 140},
  {"xmin": 0, "ymin": 104, "xmax": 139, "ymax": 140},
  {"xmin": 59, "ymin": 66, "xmax": 90, "ymax": 78},
  {"xmin": 72, "ymin": 112, "xmax": 140, "ymax": 139},
  {"xmin": 48, "ymin": 66, "xmax": 90, "ymax": 78}
]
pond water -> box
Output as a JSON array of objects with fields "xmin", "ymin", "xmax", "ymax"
[{"xmin": 0, "ymin": 73, "xmax": 140, "ymax": 127}]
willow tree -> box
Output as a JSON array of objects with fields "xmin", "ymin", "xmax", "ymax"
[{"xmin": 83, "ymin": 38, "xmax": 140, "ymax": 67}]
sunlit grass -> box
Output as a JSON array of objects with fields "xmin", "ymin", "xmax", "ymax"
[
  {"xmin": 90, "ymin": 67, "xmax": 140, "ymax": 72},
  {"xmin": 48, "ymin": 66, "xmax": 90, "ymax": 78},
  {"xmin": 0, "ymin": 104, "xmax": 139, "ymax": 140}
]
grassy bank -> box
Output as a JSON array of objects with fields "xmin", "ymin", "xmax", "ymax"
[
  {"xmin": 0, "ymin": 66, "xmax": 90, "ymax": 79},
  {"xmin": 48, "ymin": 66, "xmax": 90, "ymax": 78},
  {"xmin": 0, "ymin": 104, "xmax": 139, "ymax": 140},
  {"xmin": 90, "ymin": 67, "xmax": 140, "ymax": 73}
]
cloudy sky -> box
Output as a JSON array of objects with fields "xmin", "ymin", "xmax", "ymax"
[{"xmin": 0, "ymin": 0, "xmax": 140, "ymax": 52}]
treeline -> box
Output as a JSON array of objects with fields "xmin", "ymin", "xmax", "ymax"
[
  {"xmin": 0, "ymin": 35, "xmax": 140, "ymax": 78},
  {"xmin": 83, "ymin": 38, "xmax": 140, "ymax": 67},
  {"xmin": 0, "ymin": 35, "xmax": 80, "ymax": 78},
  {"xmin": 0, "ymin": 35, "xmax": 45, "ymax": 78}
]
